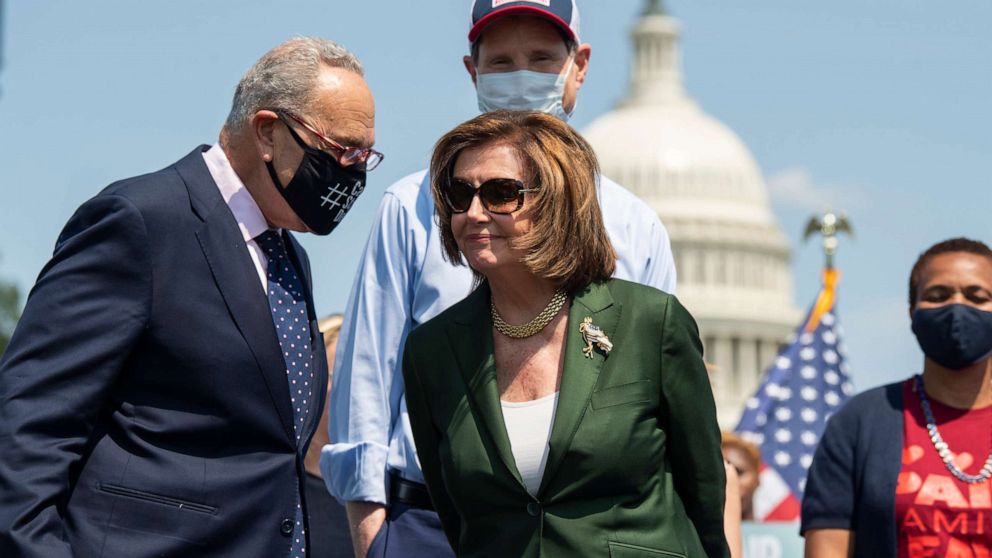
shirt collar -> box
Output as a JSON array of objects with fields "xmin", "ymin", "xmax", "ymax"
[{"xmin": 202, "ymin": 143, "xmax": 271, "ymax": 243}]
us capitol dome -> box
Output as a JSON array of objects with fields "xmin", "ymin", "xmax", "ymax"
[{"xmin": 583, "ymin": 0, "xmax": 802, "ymax": 428}]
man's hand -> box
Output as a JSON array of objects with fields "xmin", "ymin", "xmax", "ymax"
[{"xmin": 346, "ymin": 501, "xmax": 387, "ymax": 558}]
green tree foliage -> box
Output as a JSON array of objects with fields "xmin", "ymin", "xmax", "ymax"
[{"xmin": 0, "ymin": 275, "xmax": 21, "ymax": 358}]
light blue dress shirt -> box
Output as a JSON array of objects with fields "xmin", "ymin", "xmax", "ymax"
[{"xmin": 321, "ymin": 170, "xmax": 677, "ymax": 505}]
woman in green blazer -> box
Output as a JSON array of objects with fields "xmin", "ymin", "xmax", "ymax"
[{"xmin": 402, "ymin": 110, "xmax": 729, "ymax": 558}]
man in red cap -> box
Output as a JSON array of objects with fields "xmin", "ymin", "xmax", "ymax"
[{"xmin": 323, "ymin": 3, "xmax": 678, "ymax": 557}]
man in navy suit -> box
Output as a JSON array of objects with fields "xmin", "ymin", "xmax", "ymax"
[{"xmin": 0, "ymin": 36, "xmax": 380, "ymax": 558}]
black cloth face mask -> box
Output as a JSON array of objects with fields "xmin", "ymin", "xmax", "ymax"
[
  {"xmin": 265, "ymin": 118, "xmax": 366, "ymax": 236},
  {"xmin": 911, "ymin": 303, "xmax": 992, "ymax": 370}
]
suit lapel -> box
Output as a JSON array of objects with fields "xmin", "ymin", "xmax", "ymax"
[
  {"xmin": 177, "ymin": 148, "xmax": 296, "ymax": 442},
  {"xmin": 447, "ymin": 283, "xmax": 526, "ymax": 488},
  {"xmin": 538, "ymin": 281, "xmax": 620, "ymax": 496}
]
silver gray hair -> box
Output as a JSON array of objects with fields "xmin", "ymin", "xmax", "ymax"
[{"xmin": 224, "ymin": 37, "xmax": 363, "ymax": 131}]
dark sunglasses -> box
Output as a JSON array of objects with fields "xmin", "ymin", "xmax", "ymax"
[{"xmin": 443, "ymin": 178, "xmax": 539, "ymax": 215}]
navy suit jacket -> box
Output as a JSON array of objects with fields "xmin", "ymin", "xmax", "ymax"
[{"xmin": 0, "ymin": 146, "xmax": 329, "ymax": 557}]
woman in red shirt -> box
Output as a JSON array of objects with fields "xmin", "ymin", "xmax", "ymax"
[{"xmin": 803, "ymin": 238, "xmax": 992, "ymax": 558}]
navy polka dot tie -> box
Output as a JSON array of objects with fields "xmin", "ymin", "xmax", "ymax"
[{"xmin": 255, "ymin": 230, "xmax": 312, "ymax": 558}]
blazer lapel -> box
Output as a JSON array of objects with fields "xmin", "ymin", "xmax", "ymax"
[
  {"xmin": 177, "ymin": 148, "xmax": 297, "ymax": 442},
  {"xmin": 446, "ymin": 283, "xmax": 526, "ymax": 489},
  {"xmin": 538, "ymin": 281, "xmax": 621, "ymax": 496}
]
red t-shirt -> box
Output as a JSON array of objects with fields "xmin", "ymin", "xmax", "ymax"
[{"xmin": 897, "ymin": 378, "xmax": 992, "ymax": 558}]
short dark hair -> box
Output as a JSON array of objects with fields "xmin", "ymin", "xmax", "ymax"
[
  {"xmin": 909, "ymin": 237, "xmax": 992, "ymax": 307},
  {"xmin": 469, "ymin": 22, "xmax": 577, "ymax": 66},
  {"xmin": 430, "ymin": 110, "xmax": 616, "ymax": 293}
]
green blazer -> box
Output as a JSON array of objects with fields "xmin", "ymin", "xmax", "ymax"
[{"xmin": 402, "ymin": 279, "xmax": 729, "ymax": 558}]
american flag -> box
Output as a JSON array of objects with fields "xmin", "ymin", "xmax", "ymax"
[{"xmin": 735, "ymin": 269, "xmax": 855, "ymax": 521}]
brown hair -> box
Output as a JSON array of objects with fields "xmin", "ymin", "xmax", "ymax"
[
  {"xmin": 430, "ymin": 110, "xmax": 616, "ymax": 293},
  {"xmin": 721, "ymin": 432, "xmax": 762, "ymax": 472},
  {"xmin": 909, "ymin": 237, "xmax": 992, "ymax": 308},
  {"xmin": 318, "ymin": 313, "xmax": 344, "ymax": 349}
]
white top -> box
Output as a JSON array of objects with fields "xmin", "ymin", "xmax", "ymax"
[
  {"xmin": 201, "ymin": 143, "xmax": 272, "ymax": 291},
  {"xmin": 501, "ymin": 392, "xmax": 560, "ymax": 497}
]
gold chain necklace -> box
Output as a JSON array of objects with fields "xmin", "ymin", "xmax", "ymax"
[{"xmin": 490, "ymin": 290, "xmax": 567, "ymax": 339}]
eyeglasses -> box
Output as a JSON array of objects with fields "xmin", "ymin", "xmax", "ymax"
[
  {"xmin": 444, "ymin": 178, "xmax": 538, "ymax": 215},
  {"xmin": 276, "ymin": 110, "xmax": 384, "ymax": 171}
]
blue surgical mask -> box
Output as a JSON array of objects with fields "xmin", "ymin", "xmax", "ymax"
[
  {"xmin": 911, "ymin": 304, "xmax": 992, "ymax": 370},
  {"xmin": 476, "ymin": 57, "xmax": 575, "ymax": 121}
]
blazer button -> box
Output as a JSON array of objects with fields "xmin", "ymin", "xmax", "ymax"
[
  {"xmin": 526, "ymin": 502, "xmax": 540, "ymax": 516},
  {"xmin": 280, "ymin": 518, "xmax": 294, "ymax": 535}
]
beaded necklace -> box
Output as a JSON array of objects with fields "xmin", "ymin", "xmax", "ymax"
[{"xmin": 913, "ymin": 374, "xmax": 992, "ymax": 484}]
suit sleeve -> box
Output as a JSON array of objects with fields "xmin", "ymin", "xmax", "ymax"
[
  {"xmin": 401, "ymin": 335, "xmax": 461, "ymax": 551},
  {"xmin": 0, "ymin": 194, "xmax": 151, "ymax": 558},
  {"xmin": 659, "ymin": 296, "xmax": 729, "ymax": 558}
]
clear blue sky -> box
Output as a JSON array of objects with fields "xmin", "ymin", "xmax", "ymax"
[{"xmin": 1, "ymin": 1, "xmax": 989, "ymax": 397}]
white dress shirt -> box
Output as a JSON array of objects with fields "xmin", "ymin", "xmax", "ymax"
[{"xmin": 201, "ymin": 143, "xmax": 273, "ymax": 291}]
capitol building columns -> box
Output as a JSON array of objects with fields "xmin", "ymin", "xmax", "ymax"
[{"xmin": 583, "ymin": 1, "xmax": 801, "ymax": 429}]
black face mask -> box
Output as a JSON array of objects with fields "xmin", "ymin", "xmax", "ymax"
[
  {"xmin": 911, "ymin": 304, "xmax": 992, "ymax": 370},
  {"xmin": 265, "ymin": 119, "xmax": 366, "ymax": 236}
]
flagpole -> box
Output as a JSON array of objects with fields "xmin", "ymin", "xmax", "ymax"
[
  {"xmin": 802, "ymin": 211, "xmax": 854, "ymax": 271},
  {"xmin": 735, "ymin": 211, "xmax": 857, "ymax": 522},
  {"xmin": 801, "ymin": 212, "xmax": 853, "ymax": 332}
]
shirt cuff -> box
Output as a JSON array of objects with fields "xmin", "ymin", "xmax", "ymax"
[
  {"xmin": 320, "ymin": 441, "xmax": 390, "ymax": 505},
  {"xmin": 799, "ymin": 515, "xmax": 854, "ymax": 535}
]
